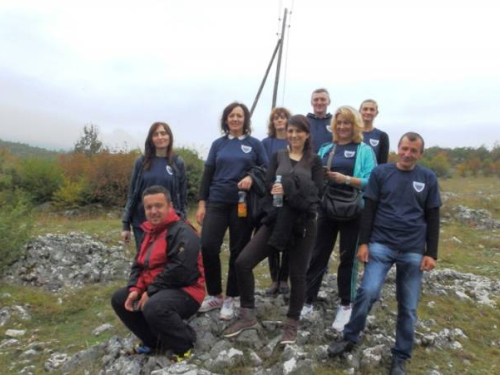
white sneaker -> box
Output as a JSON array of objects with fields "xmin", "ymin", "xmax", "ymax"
[
  {"xmin": 331, "ymin": 305, "xmax": 352, "ymax": 332},
  {"xmin": 300, "ymin": 304, "xmax": 314, "ymax": 319},
  {"xmin": 199, "ymin": 295, "xmax": 223, "ymax": 313},
  {"xmin": 219, "ymin": 297, "xmax": 235, "ymax": 320}
]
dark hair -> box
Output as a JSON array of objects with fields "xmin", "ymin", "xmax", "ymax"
[
  {"xmin": 267, "ymin": 107, "xmax": 291, "ymax": 137},
  {"xmin": 220, "ymin": 102, "xmax": 251, "ymax": 135},
  {"xmin": 143, "ymin": 122, "xmax": 174, "ymax": 170},
  {"xmin": 398, "ymin": 132, "xmax": 425, "ymax": 153},
  {"xmin": 142, "ymin": 185, "xmax": 172, "ymax": 202},
  {"xmin": 287, "ymin": 114, "xmax": 313, "ymax": 159}
]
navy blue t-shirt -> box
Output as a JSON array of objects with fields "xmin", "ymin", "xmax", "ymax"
[
  {"xmin": 364, "ymin": 163, "xmax": 442, "ymax": 254},
  {"xmin": 322, "ymin": 143, "xmax": 357, "ymax": 187},
  {"xmin": 307, "ymin": 113, "xmax": 333, "ymax": 153},
  {"xmin": 133, "ymin": 157, "xmax": 177, "ymax": 227},
  {"xmin": 206, "ymin": 135, "xmax": 268, "ymax": 203},
  {"xmin": 262, "ymin": 137, "xmax": 288, "ymax": 160},
  {"xmin": 363, "ymin": 128, "xmax": 383, "ymax": 156}
]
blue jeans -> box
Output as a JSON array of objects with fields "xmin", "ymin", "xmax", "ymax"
[{"xmin": 343, "ymin": 242, "xmax": 423, "ymax": 360}]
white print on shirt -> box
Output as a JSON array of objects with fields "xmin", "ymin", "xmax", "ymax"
[
  {"xmin": 241, "ymin": 145, "xmax": 252, "ymax": 153},
  {"xmin": 166, "ymin": 166, "xmax": 174, "ymax": 175},
  {"xmin": 326, "ymin": 125, "xmax": 332, "ymax": 133},
  {"xmin": 369, "ymin": 139, "xmax": 379, "ymax": 147},
  {"xmin": 413, "ymin": 181, "xmax": 425, "ymax": 193},
  {"xmin": 344, "ymin": 150, "xmax": 356, "ymax": 158}
]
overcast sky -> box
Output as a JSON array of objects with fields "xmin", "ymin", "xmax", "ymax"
[{"xmin": 1, "ymin": 0, "xmax": 499, "ymax": 156}]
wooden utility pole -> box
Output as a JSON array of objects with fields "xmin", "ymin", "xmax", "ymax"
[
  {"xmin": 272, "ymin": 8, "xmax": 287, "ymax": 108},
  {"xmin": 250, "ymin": 7, "xmax": 288, "ymax": 117}
]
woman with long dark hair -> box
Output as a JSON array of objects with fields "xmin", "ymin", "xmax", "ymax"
[
  {"xmin": 196, "ymin": 102, "xmax": 268, "ymax": 320},
  {"xmin": 301, "ymin": 106, "xmax": 377, "ymax": 332},
  {"xmin": 261, "ymin": 107, "xmax": 292, "ymax": 295},
  {"xmin": 223, "ymin": 115, "xmax": 323, "ymax": 345},
  {"xmin": 121, "ymin": 122, "xmax": 187, "ymax": 249}
]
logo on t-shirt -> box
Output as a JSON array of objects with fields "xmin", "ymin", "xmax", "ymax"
[
  {"xmin": 326, "ymin": 125, "xmax": 332, "ymax": 133},
  {"xmin": 369, "ymin": 139, "xmax": 379, "ymax": 147},
  {"xmin": 344, "ymin": 150, "xmax": 356, "ymax": 158},
  {"xmin": 241, "ymin": 145, "xmax": 252, "ymax": 153},
  {"xmin": 413, "ymin": 181, "xmax": 425, "ymax": 192},
  {"xmin": 166, "ymin": 165, "xmax": 174, "ymax": 175}
]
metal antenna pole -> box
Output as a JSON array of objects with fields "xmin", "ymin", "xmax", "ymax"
[
  {"xmin": 272, "ymin": 8, "xmax": 287, "ymax": 108},
  {"xmin": 250, "ymin": 39, "xmax": 282, "ymax": 117}
]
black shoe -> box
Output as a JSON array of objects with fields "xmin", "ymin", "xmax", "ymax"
[
  {"xmin": 390, "ymin": 356, "xmax": 407, "ymax": 375},
  {"xmin": 327, "ymin": 340, "xmax": 355, "ymax": 357}
]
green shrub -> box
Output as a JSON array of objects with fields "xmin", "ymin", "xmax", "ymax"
[
  {"xmin": 14, "ymin": 157, "xmax": 63, "ymax": 203},
  {"xmin": 0, "ymin": 191, "xmax": 33, "ymax": 271},
  {"xmin": 176, "ymin": 147, "xmax": 204, "ymax": 204},
  {"xmin": 52, "ymin": 177, "xmax": 89, "ymax": 209}
]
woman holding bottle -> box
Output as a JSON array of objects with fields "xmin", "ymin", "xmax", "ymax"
[
  {"xmin": 121, "ymin": 122, "xmax": 187, "ymax": 250},
  {"xmin": 196, "ymin": 102, "xmax": 268, "ymax": 320},
  {"xmin": 224, "ymin": 114, "xmax": 323, "ymax": 345},
  {"xmin": 261, "ymin": 107, "xmax": 292, "ymax": 295}
]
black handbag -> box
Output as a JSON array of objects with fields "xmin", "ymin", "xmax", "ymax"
[{"xmin": 320, "ymin": 145, "xmax": 363, "ymax": 221}]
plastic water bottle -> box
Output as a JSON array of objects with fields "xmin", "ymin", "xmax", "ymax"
[
  {"xmin": 238, "ymin": 191, "xmax": 247, "ymax": 218},
  {"xmin": 273, "ymin": 175, "xmax": 283, "ymax": 207}
]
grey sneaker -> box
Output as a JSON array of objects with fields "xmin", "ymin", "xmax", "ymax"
[
  {"xmin": 280, "ymin": 317, "xmax": 299, "ymax": 345},
  {"xmin": 223, "ymin": 307, "xmax": 258, "ymax": 338}
]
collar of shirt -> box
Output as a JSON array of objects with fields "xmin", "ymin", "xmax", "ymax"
[{"xmin": 228, "ymin": 134, "xmax": 247, "ymax": 140}]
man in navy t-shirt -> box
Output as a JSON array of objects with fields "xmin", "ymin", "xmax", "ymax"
[
  {"xmin": 328, "ymin": 132, "xmax": 441, "ymax": 375},
  {"xmin": 360, "ymin": 99, "xmax": 390, "ymax": 164},
  {"xmin": 306, "ymin": 88, "xmax": 333, "ymax": 153}
]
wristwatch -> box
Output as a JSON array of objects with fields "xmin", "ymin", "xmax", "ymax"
[{"xmin": 345, "ymin": 176, "xmax": 351, "ymax": 185}]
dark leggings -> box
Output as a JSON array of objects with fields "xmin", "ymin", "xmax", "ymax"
[
  {"xmin": 235, "ymin": 219, "xmax": 317, "ymax": 320},
  {"xmin": 111, "ymin": 287, "xmax": 199, "ymax": 355},
  {"xmin": 267, "ymin": 250, "xmax": 290, "ymax": 283},
  {"xmin": 201, "ymin": 202, "xmax": 253, "ymax": 297},
  {"xmin": 305, "ymin": 211, "xmax": 360, "ymax": 305}
]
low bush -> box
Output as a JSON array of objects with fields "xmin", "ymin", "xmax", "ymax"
[{"xmin": 0, "ymin": 191, "xmax": 33, "ymax": 272}]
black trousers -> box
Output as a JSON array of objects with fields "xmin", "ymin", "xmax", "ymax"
[
  {"xmin": 305, "ymin": 211, "xmax": 360, "ymax": 305},
  {"xmin": 235, "ymin": 219, "xmax": 316, "ymax": 320},
  {"xmin": 111, "ymin": 287, "xmax": 199, "ymax": 355},
  {"xmin": 200, "ymin": 202, "xmax": 253, "ymax": 297},
  {"xmin": 267, "ymin": 249, "xmax": 290, "ymax": 283}
]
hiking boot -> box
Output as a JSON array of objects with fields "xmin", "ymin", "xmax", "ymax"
[
  {"xmin": 300, "ymin": 304, "xmax": 314, "ymax": 319},
  {"xmin": 390, "ymin": 356, "xmax": 407, "ymax": 375},
  {"xmin": 280, "ymin": 317, "xmax": 299, "ymax": 345},
  {"xmin": 278, "ymin": 281, "xmax": 290, "ymax": 295},
  {"xmin": 223, "ymin": 307, "xmax": 258, "ymax": 338},
  {"xmin": 265, "ymin": 281, "xmax": 279, "ymax": 295},
  {"xmin": 331, "ymin": 305, "xmax": 352, "ymax": 332},
  {"xmin": 219, "ymin": 297, "xmax": 235, "ymax": 320},
  {"xmin": 170, "ymin": 348, "xmax": 192, "ymax": 363},
  {"xmin": 327, "ymin": 339, "xmax": 355, "ymax": 357},
  {"xmin": 199, "ymin": 295, "xmax": 223, "ymax": 313},
  {"xmin": 132, "ymin": 343, "xmax": 153, "ymax": 355}
]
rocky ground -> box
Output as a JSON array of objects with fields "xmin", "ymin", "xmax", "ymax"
[{"xmin": 1, "ymin": 205, "xmax": 500, "ymax": 374}]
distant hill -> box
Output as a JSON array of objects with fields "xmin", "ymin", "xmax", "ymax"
[{"xmin": 0, "ymin": 139, "xmax": 65, "ymax": 159}]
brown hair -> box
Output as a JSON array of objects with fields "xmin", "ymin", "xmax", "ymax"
[
  {"xmin": 220, "ymin": 102, "xmax": 251, "ymax": 135},
  {"xmin": 143, "ymin": 122, "xmax": 174, "ymax": 170},
  {"xmin": 267, "ymin": 107, "xmax": 291, "ymax": 137}
]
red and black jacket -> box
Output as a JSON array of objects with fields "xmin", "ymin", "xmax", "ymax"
[{"xmin": 127, "ymin": 210, "xmax": 205, "ymax": 304}]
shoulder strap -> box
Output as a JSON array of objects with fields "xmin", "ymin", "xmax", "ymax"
[{"xmin": 326, "ymin": 144, "xmax": 336, "ymax": 169}]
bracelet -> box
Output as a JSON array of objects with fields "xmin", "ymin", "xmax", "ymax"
[{"xmin": 345, "ymin": 176, "xmax": 351, "ymax": 185}]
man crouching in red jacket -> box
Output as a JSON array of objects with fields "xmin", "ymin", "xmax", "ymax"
[{"xmin": 111, "ymin": 185, "xmax": 205, "ymax": 361}]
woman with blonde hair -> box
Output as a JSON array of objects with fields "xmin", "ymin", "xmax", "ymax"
[{"xmin": 301, "ymin": 106, "xmax": 377, "ymax": 332}]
